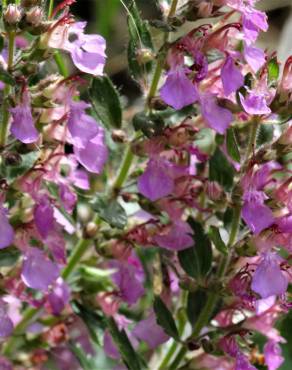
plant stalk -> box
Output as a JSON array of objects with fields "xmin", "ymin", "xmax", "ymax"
[{"xmin": 0, "ymin": 31, "xmax": 15, "ymax": 147}]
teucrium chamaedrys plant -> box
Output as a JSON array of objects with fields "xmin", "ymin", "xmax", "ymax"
[{"xmin": 0, "ymin": 0, "xmax": 291, "ymax": 369}]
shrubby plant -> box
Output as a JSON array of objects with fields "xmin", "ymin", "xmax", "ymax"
[{"xmin": 0, "ymin": 0, "xmax": 291, "ymax": 369}]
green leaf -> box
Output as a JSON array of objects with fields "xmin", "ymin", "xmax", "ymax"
[
  {"xmin": 209, "ymin": 148, "xmax": 235, "ymax": 190},
  {"xmin": 91, "ymin": 197, "xmax": 127, "ymax": 229},
  {"xmin": 132, "ymin": 112, "xmax": 165, "ymax": 137},
  {"xmin": 107, "ymin": 317, "xmax": 143, "ymax": 370},
  {"xmin": 267, "ymin": 57, "xmax": 279, "ymax": 83},
  {"xmin": 194, "ymin": 128, "xmax": 215, "ymax": 155},
  {"xmin": 72, "ymin": 301, "xmax": 106, "ymax": 346},
  {"xmin": 256, "ymin": 124, "xmax": 274, "ymax": 146},
  {"xmin": 90, "ymin": 76, "xmax": 122, "ymax": 129},
  {"xmin": 226, "ymin": 128, "xmax": 240, "ymax": 163},
  {"xmin": 0, "ymin": 66, "xmax": 15, "ymax": 86},
  {"xmin": 0, "ymin": 247, "xmax": 21, "ymax": 267},
  {"xmin": 1, "ymin": 151, "xmax": 40, "ymax": 184},
  {"xmin": 127, "ymin": 0, "xmax": 153, "ymax": 81},
  {"xmin": 153, "ymin": 296, "xmax": 179, "ymax": 339},
  {"xmin": 209, "ymin": 226, "xmax": 228, "ymax": 255},
  {"xmin": 187, "ymin": 289, "xmax": 208, "ymax": 327},
  {"xmin": 178, "ymin": 219, "xmax": 212, "ymax": 280}
]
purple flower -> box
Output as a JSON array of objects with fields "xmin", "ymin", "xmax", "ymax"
[
  {"xmin": 59, "ymin": 183, "xmax": 77, "ymax": 213},
  {"xmin": 0, "ymin": 207, "xmax": 14, "ymax": 249},
  {"xmin": 264, "ymin": 340, "xmax": 284, "ymax": 370},
  {"xmin": 242, "ymin": 190, "xmax": 274, "ymax": 234},
  {"xmin": 242, "ymin": 9, "xmax": 268, "ymax": 44},
  {"xmin": 200, "ymin": 94, "xmax": 233, "ymax": 134},
  {"xmin": 133, "ymin": 311, "xmax": 169, "ymax": 349},
  {"xmin": 0, "ymin": 356, "xmax": 12, "ymax": 370},
  {"xmin": 160, "ymin": 67, "xmax": 198, "ymax": 110},
  {"xmin": 47, "ymin": 279, "xmax": 70, "ymax": 315},
  {"xmin": 104, "ymin": 329, "xmax": 120, "ymax": 359},
  {"xmin": 251, "ymin": 253, "xmax": 288, "ymax": 298},
  {"xmin": 154, "ymin": 220, "xmax": 193, "ymax": 251},
  {"xmin": 111, "ymin": 259, "xmax": 144, "ymax": 305},
  {"xmin": 45, "ymin": 228, "xmax": 67, "ymax": 264},
  {"xmin": 10, "ymin": 91, "xmax": 39, "ymax": 144},
  {"xmin": 74, "ymin": 125, "xmax": 108, "ymax": 174},
  {"xmin": 221, "ymin": 56, "xmax": 244, "ymax": 96},
  {"xmin": 239, "ymin": 92, "xmax": 271, "ymax": 115},
  {"xmin": 235, "ymin": 353, "xmax": 257, "ymax": 370},
  {"xmin": 0, "ymin": 300, "xmax": 13, "ymax": 338},
  {"xmin": 138, "ymin": 159, "xmax": 174, "ymax": 201},
  {"xmin": 68, "ymin": 101, "xmax": 99, "ymax": 149},
  {"xmin": 65, "ymin": 22, "xmax": 106, "ymax": 76},
  {"xmin": 191, "ymin": 51, "xmax": 208, "ymax": 82},
  {"xmin": 34, "ymin": 196, "xmax": 55, "ymax": 239},
  {"xmin": 243, "ymin": 44, "xmax": 266, "ymax": 73},
  {"xmin": 21, "ymin": 248, "xmax": 60, "ymax": 291}
]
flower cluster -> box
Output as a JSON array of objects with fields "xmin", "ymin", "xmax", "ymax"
[{"xmin": 0, "ymin": 0, "xmax": 291, "ymax": 369}]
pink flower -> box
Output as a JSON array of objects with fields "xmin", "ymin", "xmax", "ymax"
[
  {"xmin": 221, "ymin": 56, "xmax": 244, "ymax": 96},
  {"xmin": 132, "ymin": 311, "xmax": 169, "ymax": 348},
  {"xmin": 200, "ymin": 94, "xmax": 233, "ymax": 134},
  {"xmin": 239, "ymin": 92, "xmax": 271, "ymax": 115},
  {"xmin": 138, "ymin": 159, "xmax": 174, "ymax": 201},
  {"xmin": 243, "ymin": 44, "xmax": 266, "ymax": 73},
  {"xmin": 154, "ymin": 220, "xmax": 194, "ymax": 251},
  {"xmin": 160, "ymin": 67, "xmax": 199, "ymax": 110},
  {"xmin": 34, "ymin": 195, "xmax": 55, "ymax": 239},
  {"xmin": 9, "ymin": 90, "xmax": 39, "ymax": 144},
  {"xmin": 0, "ymin": 206, "xmax": 14, "ymax": 249},
  {"xmin": 21, "ymin": 248, "xmax": 60, "ymax": 291},
  {"xmin": 251, "ymin": 253, "xmax": 288, "ymax": 298},
  {"xmin": 49, "ymin": 22, "xmax": 106, "ymax": 76},
  {"xmin": 264, "ymin": 340, "xmax": 284, "ymax": 370}
]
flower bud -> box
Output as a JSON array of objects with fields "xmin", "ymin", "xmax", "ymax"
[
  {"xmin": 84, "ymin": 222, "xmax": 98, "ymax": 239},
  {"xmin": 26, "ymin": 6, "xmax": 43, "ymax": 26},
  {"xmin": 4, "ymin": 5, "xmax": 22, "ymax": 25},
  {"xmin": 205, "ymin": 181, "xmax": 223, "ymax": 201},
  {"xmin": 21, "ymin": 0, "xmax": 41, "ymax": 7},
  {"xmin": 111, "ymin": 130, "xmax": 127, "ymax": 143},
  {"xmin": 136, "ymin": 48, "xmax": 154, "ymax": 65},
  {"xmin": 3, "ymin": 152, "xmax": 22, "ymax": 166}
]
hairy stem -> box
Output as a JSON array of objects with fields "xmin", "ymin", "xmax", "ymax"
[
  {"xmin": 168, "ymin": 205, "xmax": 242, "ymax": 369},
  {"xmin": 0, "ymin": 31, "xmax": 15, "ymax": 147},
  {"xmin": 48, "ymin": 0, "xmax": 54, "ymax": 18}
]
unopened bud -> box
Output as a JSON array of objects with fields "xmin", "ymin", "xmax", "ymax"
[
  {"xmin": 4, "ymin": 152, "xmax": 22, "ymax": 166},
  {"xmin": 277, "ymin": 125, "xmax": 292, "ymax": 145},
  {"xmin": 111, "ymin": 129, "xmax": 127, "ymax": 143},
  {"xmin": 21, "ymin": 0, "xmax": 41, "ymax": 7},
  {"xmin": 201, "ymin": 338, "xmax": 215, "ymax": 353},
  {"xmin": 84, "ymin": 222, "xmax": 98, "ymax": 238},
  {"xmin": 4, "ymin": 5, "xmax": 22, "ymax": 25},
  {"xmin": 205, "ymin": 181, "xmax": 223, "ymax": 201},
  {"xmin": 136, "ymin": 48, "xmax": 154, "ymax": 65},
  {"xmin": 187, "ymin": 340, "xmax": 201, "ymax": 351},
  {"xmin": 148, "ymin": 97, "xmax": 168, "ymax": 111},
  {"xmin": 26, "ymin": 6, "xmax": 43, "ymax": 26}
]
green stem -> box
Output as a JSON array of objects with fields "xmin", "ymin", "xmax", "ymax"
[
  {"xmin": 245, "ymin": 118, "xmax": 260, "ymax": 161},
  {"xmin": 54, "ymin": 52, "xmax": 69, "ymax": 77},
  {"xmin": 168, "ymin": 0, "xmax": 179, "ymax": 18},
  {"xmin": 3, "ymin": 236, "xmax": 92, "ymax": 356},
  {"xmin": 48, "ymin": 0, "xmax": 54, "ymax": 18},
  {"xmin": 3, "ymin": 307, "xmax": 39, "ymax": 356},
  {"xmin": 168, "ymin": 205, "xmax": 242, "ymax": 369},
  {"xmin": 0, "ymin": 31, "xmax": 15, "ymax": 147},
  {"xmin": 61, "ymin": 239, "xmax": 91, "ymax": 280},
  {"xmin": 113, "ymin": 145, "xmax": 135, "ymax": 192}
]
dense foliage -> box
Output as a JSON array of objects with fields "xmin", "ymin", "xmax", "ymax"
[{"xmin": 0, "ymin": 0, "xmax": 291, "ymax": 369}]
